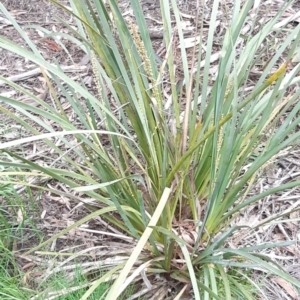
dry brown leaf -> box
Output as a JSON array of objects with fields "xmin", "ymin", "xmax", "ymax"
[
  {"xmin": 17, "ymin": 208, "xmax": 24, "ymax": 223},
  {"xmin": 0, "ymin": 16, "xmax": 12, "ymax": 26},
  {"xmin": 290, "ymin": 211, "xmax": 299, "ymax": 224},
  {"xmin": 180, "ymin": 231, "xmax": 194, "ymax": 245},
  {"xmin": 66, "ymin": 220, "xmax": 81, "ymax": 236},
  {"xmin": 22, "ymin": 262, "xmax": 36, "ymax": 271},
  {"xmin": 41, "ymin": 210, "xmax": 47, "ymax": 219},
  {"xmin": 30, "ymin": 271, "xmax": 44, "ymax": 278},
  {"xmin": 272, "ymin": 233, "xmax": 286, "ymax": 242},
  {"xmin": 40, "ymin": 38, "xmax": 62, "ymax": 52},
  {"xmin": 23, "ymin": 274, "xmax": 29, "ymax": 285},
  {"xmin": 286, "ymin": 245, "xmax": 300, "ymax": 257},
  {"xmin": 273, "ymin": 277, "xmax": 299, "ymax": 299},
  {"xmin": 287, "ymin": 211, "xmax": 299, "ymax": 232},
  {"xmin": 10, "ymin": 10, "xmax": 27, "ymax": 17},
  {"xmin": 236, "ymin": 214, "xmax": 260, "ymax": 227}
]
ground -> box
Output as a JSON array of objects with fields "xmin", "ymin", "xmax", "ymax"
[{"xmin": 1, "ymin": 0, "xmax": 300, "ymax": 299}]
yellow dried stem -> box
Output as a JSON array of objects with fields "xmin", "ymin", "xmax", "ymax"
[{"xmin": 266, "ymin": 62, "xmax": 287, "ymax": 84}]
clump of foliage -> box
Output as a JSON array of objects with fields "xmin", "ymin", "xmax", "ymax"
[{"xmin": 1, "ymin": 0, "xmax": 300, "ymax": 299}]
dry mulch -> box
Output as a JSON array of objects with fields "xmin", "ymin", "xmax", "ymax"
[{"xmin": 1, "ymin": 0, "xmax": 300, "ymax": 299}]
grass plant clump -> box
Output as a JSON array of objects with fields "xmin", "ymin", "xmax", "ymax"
[
  {"xmin": 1, "ymin": 0, "xmax": 300, "ymax": 298},
  {"xmin": 0, "ymin": 186, "xmax": 31, "ymax": 300}
]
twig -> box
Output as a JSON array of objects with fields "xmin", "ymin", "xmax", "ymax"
[{"xmin": 0, "ymin": 65, "xmax": 87, "ymax": 86}]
